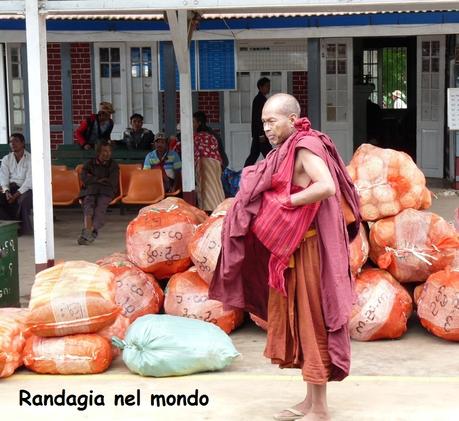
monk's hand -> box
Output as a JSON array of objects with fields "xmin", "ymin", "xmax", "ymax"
[{"xmin": 279, "ymin": 194, "xmax": 293, "ymax": 208}]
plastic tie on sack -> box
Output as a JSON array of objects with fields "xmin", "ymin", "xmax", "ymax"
[
  {"xmin": 384, "ymin": 245, "xmax": 439, "ymax": 266},
  {"xmin": 112, "ymin": 336, "xmax": 127, "ymax": 350},
  {"xmin": 355, "ymin": 180, "xmax": 390, "ymax": 193},
  {"xmin": 149, "ymin": 204, "xmax": 179, "ymax": 214}
]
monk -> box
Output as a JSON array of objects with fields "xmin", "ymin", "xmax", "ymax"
[{"xmin": 209, "ymin": 93, "xmax": 360, "ymax": 421}]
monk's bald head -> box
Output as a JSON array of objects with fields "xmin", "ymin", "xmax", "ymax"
[
  {"xmin": 264, "ymin": 93, "xmax": 301, "ymax": 118},
  {"xmin": 261, "ymin": 94, "xmax": 301, "ymax": 146}
]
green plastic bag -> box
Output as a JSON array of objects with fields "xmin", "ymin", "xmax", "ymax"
[{"xmin": 112, "ymin": 314, "xmax": 240, "ymax": 377}]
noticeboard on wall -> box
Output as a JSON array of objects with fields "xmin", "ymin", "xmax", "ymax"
[
  {"xmin": 198, "ymin": 40, "xmax": 236, "ymax": 90},
  {"xmin": 447, "ymin": 88, "xmax": 459, "ymax": 130},
  {"xmin": 158, "ymin": 41, "xmax": 197, "ymax": 91}
]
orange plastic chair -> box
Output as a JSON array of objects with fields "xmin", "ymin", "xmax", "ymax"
[
  {"xmin": 52, "ymin": 170, "xmax": 81, "ymax": 206},
  {"xmin": 75, "ymin": 164, "xmax": 84, "ymax": 189},
  {"xmin": 121, "ymin": 169, "xmax": 165, "ymax": 205},
  {"xmin": 51, "ymin": 165, "xmax": 67, "ymax": 172},
  {"xmin": 109, "ymin": 163, "xmax": 142, "ymax": 206}
]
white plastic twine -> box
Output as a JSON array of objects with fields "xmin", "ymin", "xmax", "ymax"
[
  {"xmin": 355, "ymin": 181, "xmax": 390, "ymax": 193},
  {"xmin": 384, "ymin": 245, "xmax": 439, "ymax": 266},
  {"xmin": 212, "ymin": 211, "xmax": 226, "ymax": 217},
  {"xmin": 149, "ymin": 204, "xmax": 179, "ymax": 213}
]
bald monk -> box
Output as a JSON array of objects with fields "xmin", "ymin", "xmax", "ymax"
[{"xmin": 209, "ymin": 93, "xmax": 360, "ymax": 420}]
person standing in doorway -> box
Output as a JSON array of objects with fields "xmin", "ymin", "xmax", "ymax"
[
  {"xmin": 391, "ymin": 90, "xmax": 407, "ymax": 109},
  {"xmin": 244, "ymin": 77, "xmax": 271, "ymax": 167}
]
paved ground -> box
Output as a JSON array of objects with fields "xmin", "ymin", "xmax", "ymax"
[{"xmin": 2, "ymin": 188, "xmax": 459, "ymax": 420}]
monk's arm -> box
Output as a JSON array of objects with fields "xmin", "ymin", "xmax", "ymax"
[{"xmin": 289, "ymin": 148, "xmax": 336, "ymax": 206}]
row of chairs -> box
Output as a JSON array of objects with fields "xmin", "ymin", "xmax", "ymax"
[{"xmin": 51, "ymin": 164, "xmax": 176, "ymax": 207}]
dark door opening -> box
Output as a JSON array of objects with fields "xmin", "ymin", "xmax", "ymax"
[{"xmin": 353, "ymin": 37, "xmax": 417, "ymax": 160}]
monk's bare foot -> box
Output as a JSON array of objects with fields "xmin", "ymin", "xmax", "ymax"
[
  {"xmin": 301, "ymin": 408, "xmax": 331, "ymax": 421},
  {"xmin": 273, "ymin": 399, "xmax": 312, "ymax": 420}
]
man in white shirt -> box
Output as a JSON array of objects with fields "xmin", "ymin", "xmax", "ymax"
[
  {"xmin": 392, "ymin": 90, "xmax": 407, "ymax": 109},
  {"xmin": 0, "ymin": 133, "xmax": 33, "ymax": 235}
]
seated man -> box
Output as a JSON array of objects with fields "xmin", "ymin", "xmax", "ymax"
[
  {"xmin": 78, "ymin": 141, "xmax": 119, "ymax": 245},
  {"xmin": 0, "ymin": 133, "xmax": 33, "ymax": 235},
  {"xmin": 123, "ymin": 113, "xmax": 154, "ymax": 150},
  {"xmin": 75, "ymin": 101, "xmax": 115, "ymax": 150},
  {"xmin": 143, "ymin": 132, "xmax": 181, "ymax": 193}
]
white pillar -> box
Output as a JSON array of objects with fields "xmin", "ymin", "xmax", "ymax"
[
  {"xmin": 25, "ymin": 0, "xmax": 55, "ymax": 271},
  {"xmin": 0, "ymin": 44, "xmax": 8, "ymax": 143},
  {"xmin": 167, "ymin": 9, "xmax": 195, "ymax": 193}
]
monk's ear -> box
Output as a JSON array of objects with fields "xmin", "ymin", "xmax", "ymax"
[{"xmin": 288, "ymin": 113, "xmax": 297, "ymax": 127}]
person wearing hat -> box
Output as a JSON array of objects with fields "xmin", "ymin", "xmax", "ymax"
[
  {"xmin": 75, "ymin": 101, "xmax": 115, "ymax": 149},
  {"xmin": 391, "ymin": 90, "xmax": 407, "ymax": 109},
  {"xmin": 122, "ymin": 113, "xmax": 154, "ymax": 150},
  {"xmin": 143, "ymin": 132, "xmax": 182, "ymax": 193}
]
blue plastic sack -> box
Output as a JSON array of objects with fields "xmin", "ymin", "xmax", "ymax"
[{"xmin": 112, "ymin": 314, "xmax": 240, "ymax": 377}]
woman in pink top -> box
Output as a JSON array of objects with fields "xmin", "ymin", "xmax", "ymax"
[{"xmin": 193, "ymin": 111, "xmax": 225, "ymax": 212}]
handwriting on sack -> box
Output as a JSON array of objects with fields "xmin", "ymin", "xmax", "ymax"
[
  {"xmin": 429, "ymin": 284, "xmax": 459, "ymax": 332},
  {"xmin": 145, "ymin": 244, "xmax": 181, "ymax": 265},
  {"xmin": 175, "ymin": 294, "xmax": 218, "ymax": 324},
  {"xmin": 116, "ymin": 278, "xmax": 145, "ymax": 316},
  {"xmin": 0, "ymin": 239, "xmax": 16, "ymax": 258},
  {"xmin": 355, "ymin": 291, "xmax": 389, "ymax": 334}
]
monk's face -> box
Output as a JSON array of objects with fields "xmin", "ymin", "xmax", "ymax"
[{"xmin": 261, "ymin": 101, "xmax": 296, "ymax": 146}]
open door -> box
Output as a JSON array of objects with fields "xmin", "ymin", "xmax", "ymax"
[
  {"xmin": 321, "ymin": 38, "xmax": 353, "ymax": 164},
  {"xmin": 416, "ymin": 35, "xmax": 445, "ymax": 178}
]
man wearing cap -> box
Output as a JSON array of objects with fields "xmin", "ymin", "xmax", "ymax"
[
  {"xmin": 143, "ymin": 132, "xmax": 182, "ymax": 193},
  {"xmin": 75, "ymin": 101, "xmax": 115, "ymax": 149},
  {"xmin": 392, "ymin": 90, "xmax": 407, "ymax": 109},
  {"xmin": 122, "ymin": 113, "xmax": 155, "ymax": 150}
]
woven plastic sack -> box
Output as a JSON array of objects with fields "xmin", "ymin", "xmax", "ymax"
[
  {"xmin": 369, "ymin": 209, "xmax": 459, "ymax": 282},
  {"xmin": 164, "ymin": 268, "xmax": 244, "ymax": 334},
  {"xmin": 349, "ymin": 223, "xmax": 370, "ymax": 276},
  {"xmin": 126, "ymin": 202, "xmax": 201, "ymax": 279},
  {"xmin": 27, "ymin": 261, "xmax": 119, "ymax": 337},
  {"xmin": 416, "ymin": 268, "xmax": 459, "ymax": 341},
  {"xmin": 347, "ymin": 144, "xmax": 429, "ymax": 221},
  {"xmin": 100, "ymin": 261, "xmax": 164, "ymax": 322},
  {"xmin": 250, "ymin": 313, "xmax": 267, "ymax": 331},
  {"xmin": 350, "ymin": 268, "xmax": 413, "ymax": 341},
  {"xmin": 113, "ymin": 314, "xmax": 239, "ymax": 377},
  {"xmin": 0, "ymin": 308, "xmax": 29, "ymax": 378},
  {"xmin": 23, "ymin": 334, "xmax": 112, "ymax": 374},
  {"xmin": 139, "ymin": 197, "xmax": 208, "ymax": 224},
  {"xmin": 98, "ymin": 315, "xmax": 131, "ymax": 358}
]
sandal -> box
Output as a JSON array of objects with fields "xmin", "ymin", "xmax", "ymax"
[{"xmin": 273, "ymin": 408, "xmax": 304, "ymax": 421}]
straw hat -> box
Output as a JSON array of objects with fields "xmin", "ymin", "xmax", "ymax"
[
  {"xmin": 99, "ymin": 101, "xmax": 115, "ymax": 114},
  {"xmin": 392, "ymin": 90, "xmax": 402, "ymax": 98}
]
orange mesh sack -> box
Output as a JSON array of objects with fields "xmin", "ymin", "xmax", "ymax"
[
  {"xmin": 349, "ymin": 223, "xmax": 370, "ymax": 276},
  {"xmin": 164, "ymin": 267, "xmax": 244, "ymax": 334},
  {"xmin": 101, "ymin": 261, "xmax": 164, "ymax": 322},
  {"xmin": 98, "ymin": 315, "xmax": 131, "ymax": 358},
  {"xmin": 188, "ymin": 217, "xmax": 224, "ymax": 284},
  {"xmin": 347, "ymin": 144, "xmax": 428, "ymax": 221},
  {"xmin": 0, "ymin": 308, "xmax": 29, "ymax": 378},
  {"xmin": 126, "ymin": 203, "xmax": 201, "ymax": 279},
  {"xmin": 96, "ymin": 252, "xmax": 131, "ymax": 266},
  {"xmin": 250, "ymin": 313, "xmax": 267, "ymax": 331},
  {"xmin": 350, "ymin": 268, "xmax": 413, "ymax": 341},
  {"xmin": 27, "ymin": 261, "xmax": 119, "ymax": 337},
  {"xmin": 23, "ymin": 334, "xmax": 112, "ymax": 374},
  {"xmin": 369, "ymin": 209, "xmax": 459, "ymax": 283},
  {"xmin": 416, "ymin": 268, "xmax": 459, "ymax": 341},
  {"xmin": 139, "ymin": 197, "xmax": 208, "ymax": 224},
  {"xmin": 211, "ymin": 198, "xmax": 235, "ymax": 217}
]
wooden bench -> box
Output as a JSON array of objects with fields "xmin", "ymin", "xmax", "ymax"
[{"xmin": 51, "ymin": 143, "xmax": 148, "ymax": 168}]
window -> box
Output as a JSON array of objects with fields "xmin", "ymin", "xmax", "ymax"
[
  {"xmin": 325, "ymin": 43, "xmax": 348, "ymax": 122},
  {"xmin": 130, "ymin": 47, "xmax": 153, "ymax": 125},
  {"xmin": 7, "ymin": 45, "xmax": 26, "ymax": 133}
]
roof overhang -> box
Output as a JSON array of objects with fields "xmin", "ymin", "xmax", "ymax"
[{"xmin": 1, "ymin": 0, "xmax": 459, "ymax": 16}]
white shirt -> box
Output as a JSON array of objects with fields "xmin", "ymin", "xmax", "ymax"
[
  {"xmin": 0, "ymin": 150, "xmax": 33, "ymax": 194},
  {"xmin": 393, "ymin": 98, "xmax": 407, "ymax": 109}
]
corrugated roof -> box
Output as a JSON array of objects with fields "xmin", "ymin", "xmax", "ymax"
[{"xmin": 0, "ymin": 10, "xmax": 452, "ymax": 20}]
